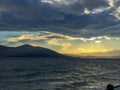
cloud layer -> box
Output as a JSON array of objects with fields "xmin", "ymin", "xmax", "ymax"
[
  {"xmin": 0, "ymin": 0, "xmax": 120, "ymax": 37},
  {"xmin": 0, "ymin": 31, "xmax": 119, "ymax": 56}
]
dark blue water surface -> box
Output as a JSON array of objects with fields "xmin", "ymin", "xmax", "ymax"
[{"xmin": 0, "ymin": 57, "xmax": 120, "ymax": 90}]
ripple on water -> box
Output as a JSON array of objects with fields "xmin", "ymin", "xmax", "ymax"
[{"xmin": 0, "ymin": 58, "xmax": 120, "ymax": 90}]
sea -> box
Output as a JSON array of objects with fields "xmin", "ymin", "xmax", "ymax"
[{"xmin": 0, "ymin": 57, "xmax": 120, "ymax": 90}]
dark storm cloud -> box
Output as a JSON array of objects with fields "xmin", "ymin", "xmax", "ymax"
[
  {"xmin": 83, "ymin": 0, "xmax": 108, "ymax": 9},
  {"xmin": 0, "ymin": 0, "xmax": 120, "ymax": 37},
  {"xmin": 0, "ymin": 0, "xmax": 64, "ymax": 24},
  {"xmin": 74, "ymin": 0, "xmax": 108, "ymax": 11},
  {"xmin": 52, "ymin": 0, "xmax": 109, "ymax": 14}
]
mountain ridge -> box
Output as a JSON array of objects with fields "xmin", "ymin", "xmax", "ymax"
[{"xmin": 0, "ymin": 45, "xmax": 64, "ymax": 57}]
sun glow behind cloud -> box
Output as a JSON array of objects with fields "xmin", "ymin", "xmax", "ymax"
[{"xmin": 108, "ymin": 0, "xmax": 115, "ymax": 7}]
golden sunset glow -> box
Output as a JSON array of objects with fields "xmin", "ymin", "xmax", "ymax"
[
  {"xmin": 58, "ymin": 43, "xmax": 111, "ymax": 56},
  {"xmin": 2, "ymin": 31, "xmax": 119, "ymax": 57}
]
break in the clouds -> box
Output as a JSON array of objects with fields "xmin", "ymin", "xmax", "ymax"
[
  {"xmin": 0, "ymin": 0, "xmax": 120, "ymax": 37},
  {"xmin": 0, "ymin": 31, "xmax": 120, "ymax": 57}
]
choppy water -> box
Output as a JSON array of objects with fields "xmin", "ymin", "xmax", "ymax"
[{"xmin": 0, "ymin": 57, "xmax": 120, "ymax": 90}]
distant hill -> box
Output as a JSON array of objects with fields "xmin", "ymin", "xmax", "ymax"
[
  {"xmin": 79, "ymin": 50, "xmax": 120, "ymax": 58},
  {"xmin": 0, "ymin": 45, "xmax": 63, "ymax": 57}
]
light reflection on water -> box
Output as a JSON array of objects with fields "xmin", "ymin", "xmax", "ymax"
[{"xmin": 0, "ymin": 57, "xmax": 120, "ymax": 90}]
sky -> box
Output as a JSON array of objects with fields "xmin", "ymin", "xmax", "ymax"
[{"xmin": 0, "ymin": 0, "xmax": 120, "ymax": 57}]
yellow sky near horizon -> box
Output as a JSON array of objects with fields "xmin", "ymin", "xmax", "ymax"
[{"xmin": 2, "ymin": 31, "xmax": 119, "ymax": 57}]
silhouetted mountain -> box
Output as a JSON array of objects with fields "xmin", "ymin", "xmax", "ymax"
[{"xmin": 0, "ymin": 45, "xmax": 63, "ymax": 57}]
